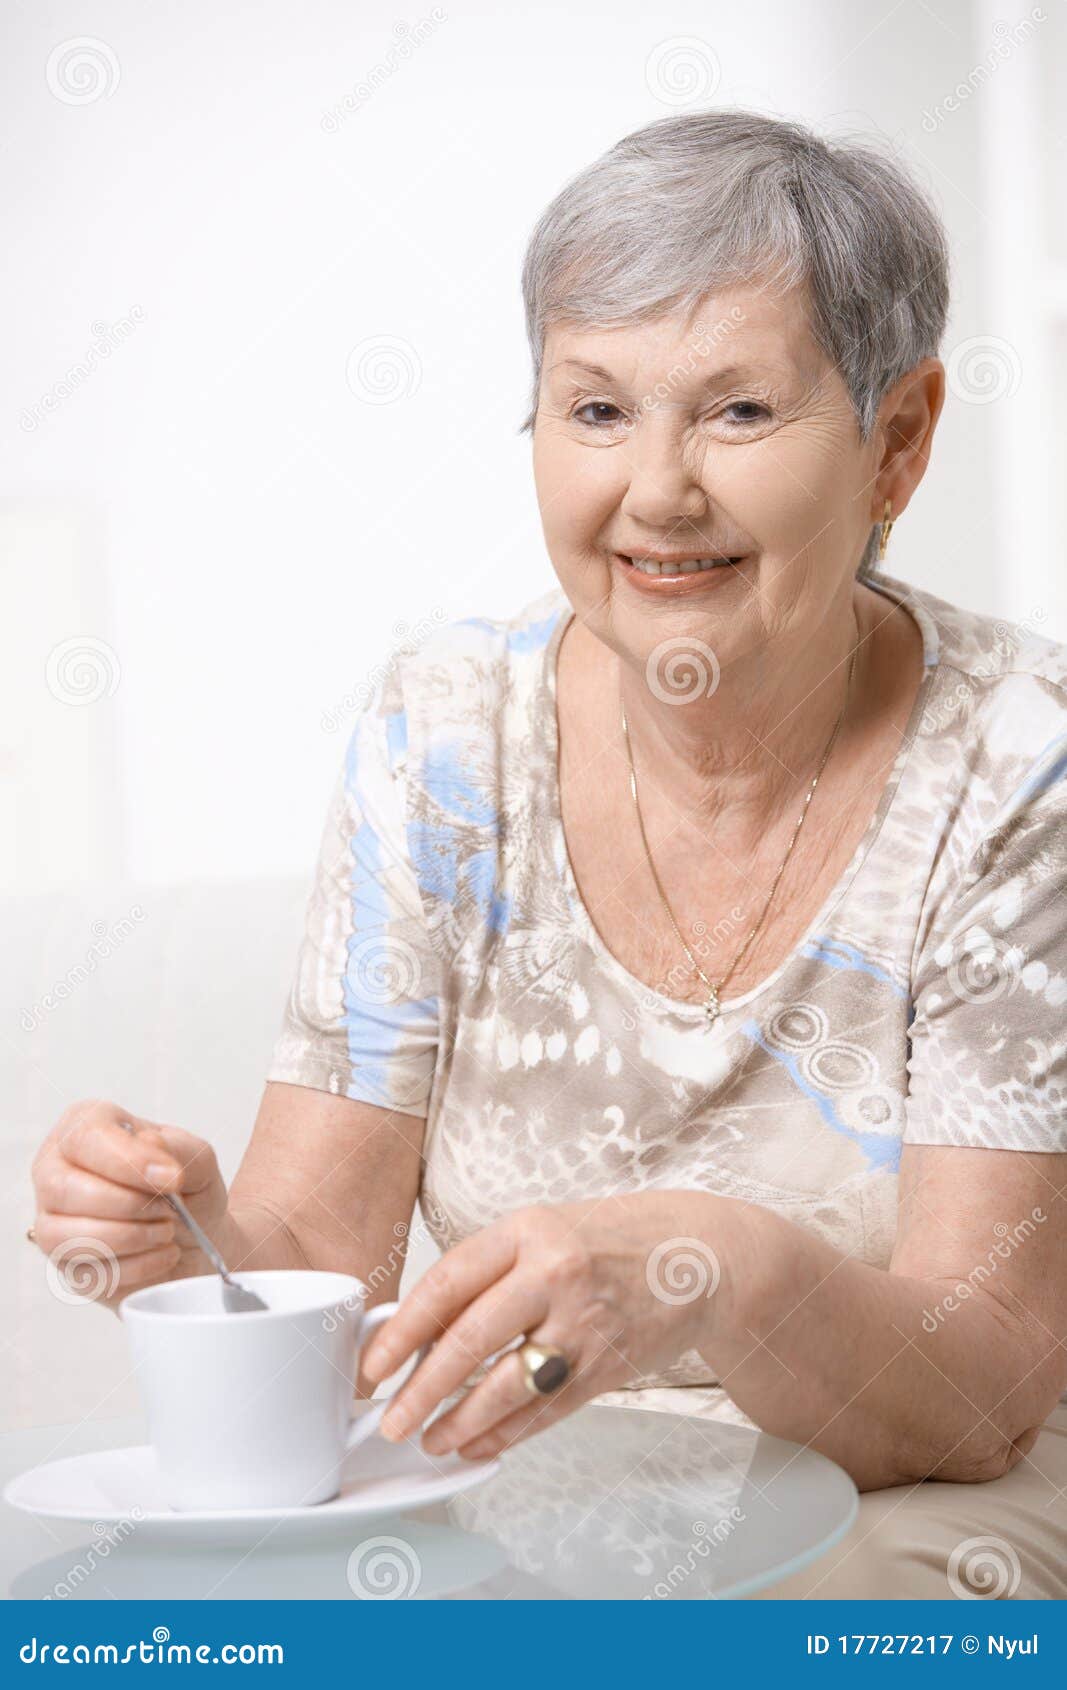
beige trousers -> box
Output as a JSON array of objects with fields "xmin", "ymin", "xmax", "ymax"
[{"xmin": 749, "ymin": 1402, "xmax": 1067, "ymax": 1600}]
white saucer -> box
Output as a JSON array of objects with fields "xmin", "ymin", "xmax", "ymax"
[{"xmin": 3, "ymin": 1433, "xmax": 501, "ymax": 1546}]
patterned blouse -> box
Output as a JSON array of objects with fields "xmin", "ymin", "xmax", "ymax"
[{"xmin": 266, "ymin": 567, "xmax": 1067, "ymax": 1422}]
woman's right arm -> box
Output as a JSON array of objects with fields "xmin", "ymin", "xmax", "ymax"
[
  {"xmin": 31, "ymin": 1082, "xmax": 427, "ymax": 1314},
  {"xmin": 223, "ymin": 1080, "xmax": 427, "ymax": 1294},
  {"xmin": 34, "ymin": 677, "xmax": 439, "ymax": 1328}
]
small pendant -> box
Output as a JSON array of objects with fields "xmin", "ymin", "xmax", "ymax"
[{"xmin": 704, "ymin": 990, "xmax": 720, "ymax": 1024}]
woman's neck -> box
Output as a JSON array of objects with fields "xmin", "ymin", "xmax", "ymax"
[{"xmin": 565, "ymin": 584, "xmax": 891, "ymax": 851}]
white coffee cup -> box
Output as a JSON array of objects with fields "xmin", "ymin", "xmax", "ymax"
[{"xmin": 122, "ymin": 1270, "xmax": 427, "ymax": 1511}]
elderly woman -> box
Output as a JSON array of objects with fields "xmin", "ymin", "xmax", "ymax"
[{"xmin": 31, "ymin": 109, "xmax": 1067, "ymax": 1598}]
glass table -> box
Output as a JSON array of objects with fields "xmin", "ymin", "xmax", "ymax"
[{"xmin": 1, "ymin": 1404, "xmax": 857, "ymax": 1601}]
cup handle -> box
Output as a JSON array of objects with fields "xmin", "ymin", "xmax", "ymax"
[{"xmin": 345, "ymin": 1301, "xmax": 431, "ymax": 1452}]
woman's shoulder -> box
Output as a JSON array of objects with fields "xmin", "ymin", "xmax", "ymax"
[
  {"xmin": 874, "ymin": 569, "xmax": 1067, "ymax": 875},
  {"xmin": 360, "ymin": 586, "xmax": 571, "ymax": 839},
  {"xmin": 876, "ymin": 567, "xmax": 1067, "ymax": 699},
  {"xmin": 376, "ymin": 584, "xmax": 571, "ymax": 728},
  {"xmin": 876, "ymin": 568, "xmax": 1067, "ymax": 787},
  {"xmin": 358, "ymin": 588, "xmax": 570, "ymax": 944}
]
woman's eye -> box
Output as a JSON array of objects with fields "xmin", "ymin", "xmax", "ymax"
[
  {"xmin": 721, "ymin": 401, "xmax": 769, "ymax": 425},
  {"xmin": 572, "ymin": 401, "xmax": 627, "ymax": 428},
  {"xmin": 570, "ymin": 398, "xmax": 769, "ymax": 431}
]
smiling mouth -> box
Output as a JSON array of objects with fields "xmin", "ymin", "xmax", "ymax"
[{"xmin": 618, "ymin": 553, "xmax": 745, "ymax": 578}]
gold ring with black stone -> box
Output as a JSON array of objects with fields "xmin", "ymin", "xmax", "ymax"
[{"xmin": 518, "ymin": 1341, "xmax": 570, "ymax": 1397}]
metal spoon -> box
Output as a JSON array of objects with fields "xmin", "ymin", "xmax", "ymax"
[{"xmin": 117, "ymin": 1119, "xmax": 268, "ymax": 1312}]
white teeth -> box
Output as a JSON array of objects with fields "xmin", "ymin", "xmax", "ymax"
[{"xmin": 627, "ymin": 555, "xmax": 736, "ymax": 577}]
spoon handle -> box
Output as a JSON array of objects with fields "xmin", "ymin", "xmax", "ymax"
[
  {"xmin": 114, "ymin": 1118, "xmax": 225, "ymax": 1272},
  {"xmin": 163, "ymin": 1193, "xmax": 267, "ymax": 1309},
  {"xmin": 162, "ymin": 1189, "xmax": 229, "ymax": 1278},
  {"xmin": 163, "ymin": 1191, "xmax": 268, "ymax": 1311}
]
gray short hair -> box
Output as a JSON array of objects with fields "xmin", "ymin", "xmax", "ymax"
[{"xmin": 519, "ymin": 108, "xmax": 950, "ymax": 579}]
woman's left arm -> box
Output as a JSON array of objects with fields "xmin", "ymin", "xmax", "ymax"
[
  {"xmin": 360, "ymin": 1145, "xmax": 1067, "ymax": 1490},
  {"xmin": 663, "ymin": 1141, "xmax": 1067, "ymax": 1490}
]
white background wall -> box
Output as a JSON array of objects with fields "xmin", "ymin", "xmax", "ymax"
[
  {"xmin": 3, "ymin": 0, "xmax": 1065, "ymax": 1427},
  {"xmin": 5, "ymin": 0, "xmax": 1063, "ymax": 894}
]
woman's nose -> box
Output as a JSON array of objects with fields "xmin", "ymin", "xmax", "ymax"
[{"xmin": 617, "ymin": 418, "xmax": 709, "ymax": 528}]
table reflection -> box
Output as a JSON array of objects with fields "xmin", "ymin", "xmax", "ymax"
[
  {"xmin": 3, "ymin": 1404, "xmax": 856, "ymax": 1601},
  {"xmin": 448, "ymin": 1405, "xmax": 756, "ymax": 1599}
]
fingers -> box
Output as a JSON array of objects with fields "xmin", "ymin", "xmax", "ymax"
[
  {"xmin": 50, "ymin": 1101, "xmax": 182, "ymax": 1193},
  {"xmin": 361, "ymin": 1220, "xmax": 521, "ymax": 1386},
  {"xmin": 33, "ymin": 1211, "xmax": 177, "ymax": 1260},
  {"xmin": 38, "ymin": 1230, "xmax": 183, "ymax": 1303},
  {"xmin": 378, "ymin": 1277, "xmax": 545, "ymax": 1443},
  {"xmin": 34, "ymin": 1164, "xmax": 174, "ymax": 1221},
  {"xmin": 152, "ymin": 1124, "xmax": 222, "ymax": 1198},
  {"xmin": 114, "ymin": 1245, "xmax": 185, "ymax": 1289},
  {"xmin": 454, "ymin": 1390, "xmax": 584, "ymax": 1463},
  {"xmin": 32, "ymin": 1099, "xmax": 223, "ymax": 1305},
  {"xmin": 44, "ymin": 1099, "xmax": 220, "ymax": 1198},
  {"xmin": 439, "ymin": 1341, "xmax": 604, "ymax": 1461},
  {"xmin": 420, "ymin": 1347, "xmax": 534, "ymax": 1454}
]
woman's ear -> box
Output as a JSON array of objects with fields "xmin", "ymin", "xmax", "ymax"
[{"xmin": 871, "ymin": 357, "xmax": 946, "ymax": 522}]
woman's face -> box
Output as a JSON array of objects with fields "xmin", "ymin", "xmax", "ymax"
[{"xmin": 532, "ymin": 285, "xmax": 883, "ymax": 674}]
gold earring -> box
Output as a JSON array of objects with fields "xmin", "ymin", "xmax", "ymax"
[{"xmin": 877, "ymin": 498, "xmax": 895, "ymax": 562}]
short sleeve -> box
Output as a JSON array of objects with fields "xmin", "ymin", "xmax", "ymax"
[
  {"xmin": 904, "ymin": 768, "xmax": 1067, "ymax": 1152},
  {"xmin": 265, "ymin": 697, "xmax": 440, "ymax": 1116}
]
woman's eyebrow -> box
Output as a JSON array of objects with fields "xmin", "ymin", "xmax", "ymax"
[
  {"xmin": 548, "ymin": 356, "xmax": 774, "ymax": 390},
  {"xmin": 548, "ymin": 358, "xmax": 618, "ymax": 382}
]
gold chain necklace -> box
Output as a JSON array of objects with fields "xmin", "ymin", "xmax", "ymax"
[{"xmin": 620, "ymin": 647, "xmax": 857, "ymax": 1025}]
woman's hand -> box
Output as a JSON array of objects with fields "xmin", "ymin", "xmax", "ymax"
[
  {"xmin": 359, "ymin": 1190, "xmax": 723, "ymax": 1460},
  {"xmin": 31, "ymin": 1098, "xmax": 230, "ymax": 1307}
]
